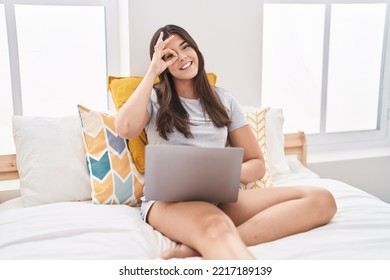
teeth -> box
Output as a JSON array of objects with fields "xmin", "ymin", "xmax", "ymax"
[{"xmin": 180, "ymin": 62, "xmax": 191, "ymax": 70}]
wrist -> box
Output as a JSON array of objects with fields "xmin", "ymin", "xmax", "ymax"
[{"xmin": 145, "ymin": 68, "xmax": 160, "ymax": 81}]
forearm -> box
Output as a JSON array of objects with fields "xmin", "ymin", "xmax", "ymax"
[
  {"xmin": 240, "ymin": 158, "xmax": 265, "ymax": 185},
  {"xmin": 115, "ymin": 71, "xmax": 157, "ymax": 139},
  {"xmin": 115, "ymin": 32, "xmax": 178, "ymax": 138}
]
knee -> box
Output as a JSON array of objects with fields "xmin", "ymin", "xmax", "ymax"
[
  {"xmin": 306, "ymin": 187, "xmax": 337, "ymax": 225},
  {"xmin": 200, "ymin": 214, "xmax": 238, "ymax": 243}
]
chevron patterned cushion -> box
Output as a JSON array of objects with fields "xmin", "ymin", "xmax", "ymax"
[
  {"xmin": 77, "ymin": 104, "xmax": 143, "ymax": 206},
  {"xmin": 242, "ymin": 107, "xmax": 273, "ymax": 189}
]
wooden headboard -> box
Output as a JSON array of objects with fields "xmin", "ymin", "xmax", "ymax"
[
  {"xmin": 0, "ymin": 131, "xmax": 307, "ymax": 182},
  {"xmin": 283, "ymin": 131, "xmax": 307, "ymax": 167},
  {"xmin": 0, "ymin": 154, "xmax": 18, "ymax": 181},
  {"xmin": 0, "ymin": 154, "xmax": 20, "ymax": 203}
]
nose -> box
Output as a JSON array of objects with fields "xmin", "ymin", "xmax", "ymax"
[{"xmin": 178, "ymin": 51, "xmax": 187, "ymax": 61}]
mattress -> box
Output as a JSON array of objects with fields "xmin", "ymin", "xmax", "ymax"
[{"xmin": 1, "ymin": 161, "xmax": 389, "ymax": 260}]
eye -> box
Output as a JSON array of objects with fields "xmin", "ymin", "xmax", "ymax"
[
  {"xmin": 163, "ymin": 54, "xmax": 173, "ymax": 61},
  {"xmin": 182, "ymin": 43, "xmax": 190, "ymax": 50}
]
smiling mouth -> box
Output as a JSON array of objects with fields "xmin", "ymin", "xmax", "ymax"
[{"xmin": 180, "ymin": 61, "xmax": 192, "ymax": 70}]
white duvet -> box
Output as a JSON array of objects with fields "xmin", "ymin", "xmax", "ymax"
[{"xmin": 1, "ymin": 177, "xmax": 390, "ymax": 259}]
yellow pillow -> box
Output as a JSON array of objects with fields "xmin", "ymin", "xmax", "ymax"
[{"xmin": 108, "ymin": 73, "xmax": 217, "ymax": 174}]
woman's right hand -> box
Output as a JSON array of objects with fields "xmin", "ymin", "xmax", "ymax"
[{"xmin": 148, "ymin": 32, "xmax": 178, "ymax": 77}]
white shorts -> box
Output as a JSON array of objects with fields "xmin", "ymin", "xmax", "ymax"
[
  {"xmin": 140, "ymin": 185, "xmax": 244, "ymax": 223},
  {"xmin": 140, "ymin": 199, "xmax": 220, "ymax": 223},
  {"xmin": 140, "ymin": 198, "xmax": 155, "ymax": 222}
]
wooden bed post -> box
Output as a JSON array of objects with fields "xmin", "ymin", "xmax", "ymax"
[
  {"xmin": 0, "ymin": 154, "xmax": 19, "ymax": 181},
  {"xmin": 283, "ymin": 131, "xmax": 307, "ymax": 166}
]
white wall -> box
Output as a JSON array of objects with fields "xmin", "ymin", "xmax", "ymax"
[
  {"xmin": 308, "ymin": 156, "xmax": 390, "ymax": 204},
  {"xmin": 128, "ymin": 0, "xmax": 263, "ymax": 106}
]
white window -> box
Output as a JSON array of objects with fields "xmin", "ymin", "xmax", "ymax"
[
  {"xmin": 0, "ymin": 4, "xmax": 14, "ymax": 154},
  {"xmin": 326, "ymin": 3, "xmax": 385, "ymax": 133},
  {"xmin": 0, "ymin": 0, "xmax": 120, "ymax": 155},
  {"xmin": 262, "ymin": 3, "xmax": 325, "ymax": 134},
  {"xmin": 262, "ymin": 0, "xmax": 390, "ymax": 150},
  {"xmin": 15, "ymin": 5, "xmax": 107, "ymax": 116}
]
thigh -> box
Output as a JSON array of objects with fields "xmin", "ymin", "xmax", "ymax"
[
  {"xmin": 148, "ymin": 200, "xmax": 233, "ymax": 247},
  {"xmin": 218, "ymin": 186, "xmax": 312, "ymax": 226}
]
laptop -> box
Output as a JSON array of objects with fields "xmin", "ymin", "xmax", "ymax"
[{"xmin": 144, "ymin": 145, "xmax": 244, "ymax": 203}]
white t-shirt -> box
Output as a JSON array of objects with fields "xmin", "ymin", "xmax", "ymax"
[{"xmin": 145, "ymin": 87, "xmax": 248, "ymax": 147}]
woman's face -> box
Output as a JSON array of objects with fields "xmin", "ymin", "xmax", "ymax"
[{"xmin": 163, "ymin": 34, "xmax": 199, "ymax": 80}]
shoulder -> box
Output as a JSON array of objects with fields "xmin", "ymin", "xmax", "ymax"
[
  {"xmin": 213, "ymin": 87, "xmax": 241, "ymax": 109},
  {"xmin": 213, "ymin": 87, "xmax": 247, "ymax": 131},
  {"xmin": 213, "ymin": 87, "xmax": 233, "ymax": 103},
  {"xmin": 213, "ymin": 86, "xmax": 229, "ymax": 99}
]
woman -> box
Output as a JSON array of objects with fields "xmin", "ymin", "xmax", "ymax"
[{"xmin": 115, "ymin": 25, "xmax": 337, "ymax": 260}]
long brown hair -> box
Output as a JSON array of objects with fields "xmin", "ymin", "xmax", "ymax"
[{"xmin": 149, "ymin": 25, "xmax": 232, "ymax": 140}]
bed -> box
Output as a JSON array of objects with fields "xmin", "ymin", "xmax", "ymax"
[{"xmin": 0, "ymin": 107, "xmax": 390, "ymax": 260}]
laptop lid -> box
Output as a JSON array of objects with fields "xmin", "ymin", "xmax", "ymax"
[{"xmin": 144, "ymin": 145, "xmax": 243, "ymax": 203}]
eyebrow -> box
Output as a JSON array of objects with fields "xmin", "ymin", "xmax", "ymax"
[{"xmin": 179, "ymin": 40, "xmax": 188, "ymax": 47}]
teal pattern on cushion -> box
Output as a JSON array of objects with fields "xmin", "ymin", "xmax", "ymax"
[
  {"xmin": 113, "ymin": 173, "xmax": 133, "ymax": 204},
  {"xmin": 89, "ymin": 151, "xmax": 110, "ymax": 181}
]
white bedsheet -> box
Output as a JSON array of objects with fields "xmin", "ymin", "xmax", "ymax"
[
  {"xmin": 1, "ymin": 177, "xmax": 390, "ymax": 259},
  {"xmin": 0, "ymin": 202, "xmax": 175, "ymax": 259},
  {"xmin": 251, "ymin": 178, "xmax": 390, "ymax": 259}
]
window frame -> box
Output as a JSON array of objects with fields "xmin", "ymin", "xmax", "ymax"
[
  {"xmin": 262, "ymin": 0, "xmax": 390, "ymax": 152},
  {"xmin": 2, "ymin": 0, "xmax": 120, "ymax": 116}
]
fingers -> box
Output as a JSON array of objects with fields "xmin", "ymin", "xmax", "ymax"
[
  {"xmin": 162, "ymin": 49, "xmax": 178, "ymax": 66},
  {"xmin": 154, "ymin": 32, "xmax": 164, "ymax": 49},
  {"xmin": 149, "ymin": 32, "xmax": 177, "ymax": 75},
  {"xmin": 154, "ymin": 32, "xmax": 175, "ymax": 52},
  {"xmin": 154, "ymin": 33, "xmax": 177, "ymax": 63},
  {"xmin": 162, "ymin": 48, "xmax": 178, "ymax": 61}
]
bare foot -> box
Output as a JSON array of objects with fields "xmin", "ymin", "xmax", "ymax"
[{"xmin": 161, "ymin": 243, "xmax": 200, "ymax": 259}]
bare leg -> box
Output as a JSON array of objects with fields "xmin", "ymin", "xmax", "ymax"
[
  {"xmin": 147, "ymin": 201, "xmax": 255, "ymax": 259},
  {"xmin": 160, "ymin": 243, "xmax": 199, "ymax": 259},
  {"xmin": 219, "ymin": 186, "xmax": 336, "ymax": 246}
]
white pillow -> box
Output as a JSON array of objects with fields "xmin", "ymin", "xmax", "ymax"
[
  {"xmin": 265, "ymin": 108, "xmax": 290, "ymax": 177},
  {"xmin": 241, "ymin": 106, "xmax": 290, "ymax": 177},
  {"xmin": 12, "ymin": 115, "xmax": 91, "ymax": 207}
]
